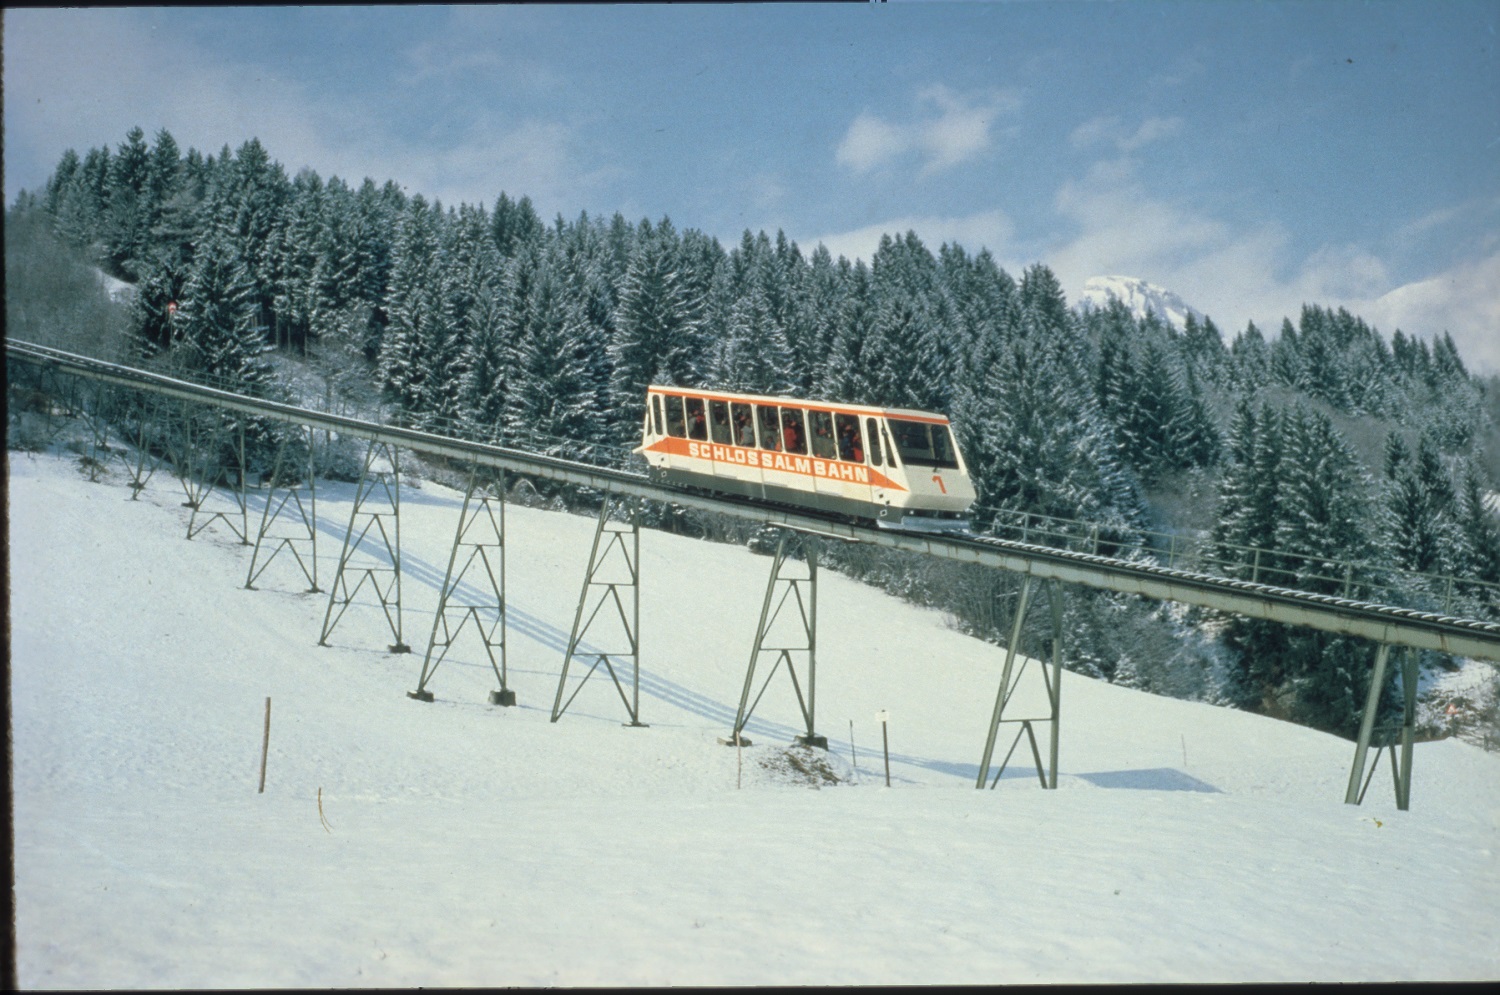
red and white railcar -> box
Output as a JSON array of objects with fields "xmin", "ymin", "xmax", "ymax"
[{"xmin": 637, "ymin": 385, "xmax": 976, "ymax": 532}]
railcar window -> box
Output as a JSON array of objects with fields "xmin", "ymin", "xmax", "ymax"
[
  {"xmin": 781, "ymin": 408, "xmax": 808, "ymax": 455},
  {"xmin": 732, "ymin": 403, "xmax": 756, "ymax": 447},
  {"xmin": 932, "ymin": 424, "xmax": 957, "ymax": 465},
  {"xmin": 834, "ymin": 414, "xmax": 864, "ymax": 463},
  {"xmin": 709, "ymin": 400, "xmax": 732, "ymax": 444},
  {"xmin": 887, "ymin": 418, "xmax": 960, "ymax": 469},
  {"xmin": 685, "ymin": 397, "xmax": 708, "ymax": 441},
  {"xmin": 808, "ymin": 411, "xmax": 836, "ymax": 459},
  {"xmin": 651, "ymin": 395, "xmax": 664, "ymax": 436},
  {"xmin": 756, "ymin": 405, "xmax": 782, "ymax": 451},
  {"xmin": 865, "ymin": 417, "xmax": 883, "ymax": 466},
  {"xmin": 665, "ymin": 395, "xmax": 686, "ymax": 438},
  {"xmin": 883, "ymin": 425, "xmax": 900, "ymax": 467}
]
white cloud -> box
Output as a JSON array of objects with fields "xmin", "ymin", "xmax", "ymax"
[
  {"xmin": 835, "ymin": 84, "xmax": 1018, "ymax": 177},
  {"xmin": 835, "ymin": 113, "xmax": 909, "ymax": 174},
  {"xmin": 1121, "ymin": 116, "xmax": 1183, "ymax": 153},
  {"xmin": 1044, "ymin": 146, "xmax": 1500, "ymax": 373},
  {"xmin": 807, "ymin": 208, "xmax": 1016, "ymax": 267},
  {"xmin": 1358, "ymin": 253, "xmax": 1500, "ymax": 376},
  {"xmin": 1069, "ymin": 115, "xmax": 1183, "ymax": 153}
]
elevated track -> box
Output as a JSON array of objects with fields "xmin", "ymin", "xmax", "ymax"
[{"xmin": 11, "ymin": 338, "xmax": 1499, "ymax": 664}]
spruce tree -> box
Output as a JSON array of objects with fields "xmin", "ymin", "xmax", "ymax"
[
  {"xmin": 103, "ymin": 127, "xmax": 152, "ymax": 278},
  {"xmin": 608, "ymin": 217, "xmax": 705, "ymax": 441},
  {"xmin": 377, "ymin": 194, "xmax": 444, "ymax": 420},
  {"xmin": 505, "ymin": 258, "xmax": 603, "ymax": 456},
  {"xmin": 171, "ymin": 228, "xmax": 272, "ymax": 392}
]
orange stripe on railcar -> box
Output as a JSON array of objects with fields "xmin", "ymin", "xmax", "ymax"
[{"xmin": 644, "ymin": 436, "xmax": 908, "ymax": 492}]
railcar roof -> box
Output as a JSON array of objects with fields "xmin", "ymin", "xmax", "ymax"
[{"xmin": 645, "ymin": 384, "xmax": 952, "ymax": 423}]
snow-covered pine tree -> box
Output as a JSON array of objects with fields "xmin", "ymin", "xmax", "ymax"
[
  {"xmin": 789, "ymin": 243, "xmax": 845, "ymax": 396},
  {"xmin": 550, "ymin": 212, "xmax": 618, "ymax": 440},
  {"xmin": 504, "ymin": 254, "xmax": 604, "ymax": 457},
  {"xmin": 817, "ymin": 258, "xmax": 873, "ymax": 404},
  {"xmin": 956, "ymin": 314, "xmax": 1141, "ymax": 536},
  {"xmin": 44, "ymin": 148, "xmax": 81, "ymax": 219},
  {"xmin": 608, "ymin": 217, "xmax": 706, "ymax": 444},
  {"xmin": 1228, "ymin": 320, "xmax": 1272, "ymax": 394},
  {"xmin": 267, "ymin": 168, "xmax": 326, "ymax": 352},
  {"xmin": 419, "ymin": 202, "xmax": 498, "ymax": 433},
  {"xmin": 1274, "ymin": 405, "xmax": 1373, "ymax": 588},
  {"xmin": 103, "ymin": 127, "xmax": 152, "ymax": 279},
  {"xmin": 1455, "ymin": 463, "xmax": 1500, "ymax": 596},
  {"xmin": 201, "ymin": 139, "xmax": 290, "ymax": 338},
  {"xmin": 491, "ymin": 192, "xmax": 545, "ymax": 259},
  {"xmin": 1381, "ymin": 431, "xmax": 1458, "ymax": 578},
  {"xmin": 377, "ymin": 194, "xmax": 445, "ymax": 422},
  {"xmin": 1268, "ymin": 405, "xmax": 1385, "ymax": 736},
  {"xmin": 53, "ymin": 145, "xmax": 111, "ymax": 253},
  {"xmin": 172, "ymin": 228, "xmax": 271, "ymax": 389},
  {"xmin": 865, "ymin": 231, "xmax": 954, "ymax": 411},
  {"xmin": 717, "ymin": 285, "xmax": 793, "ymax": 396},
  {"xmin": 455, "ymin": 272, "xmax": 513, "ymax": 444},
  {"xmin": 125, "ymin": 256, "xmax": 186, "ymax": 361}
]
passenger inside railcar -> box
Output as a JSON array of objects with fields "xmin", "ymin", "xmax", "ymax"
[
  {"xmin": 665, "ymin": 395, "xmax": 686, "ymax": 437},
  {"xmin": 835, "ymin": 414, "xmax": 863, "ymax": 462},
  {"xmin": 734, "ymin": 405, "xmax": 756, "ymax": 446},
  {"xmin": 757, "ymin": 405, "xmax": 781, "ymax": 451},
  {"xmin": 686, "ymin": 397, "xmax": 708, "ymax": 441},
  {"xmin": 809, "ymin": 411, "xmax": 836, "ymax": 459},
  {"xmin": 781, "ymin": 408, "xmax": 806, "ymax": 454},
  {"xmin": 710, "ymin": 401, "xmax": 732, "ymax": 444}
]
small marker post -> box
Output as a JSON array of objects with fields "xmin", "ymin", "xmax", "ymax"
[
  {"xmin": 258, "ymin": 696, "xmax": 271, "ymax": 794},
  {"xmin": 877, "ymin": 709, "xmax": 890, "ymax": 787}
]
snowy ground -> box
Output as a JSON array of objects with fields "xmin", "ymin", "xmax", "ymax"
[{"xmin": 9, "ymin": 442, "xmax": 1500, "ymax": 987}]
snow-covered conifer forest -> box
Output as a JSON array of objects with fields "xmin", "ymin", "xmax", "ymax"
[{"xmin": 8, "ymin": 128, "xmax": 1500, "ymax": 743}]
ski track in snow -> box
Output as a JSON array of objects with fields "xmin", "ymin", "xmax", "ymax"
[{"xmin": 9, "ymin": 447, "xmax": 1500, "ymax": 987}]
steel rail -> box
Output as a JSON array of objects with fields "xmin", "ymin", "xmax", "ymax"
[{"xmin": 10, "ymin": 338, "xmax": 1500, "ymax": 663}]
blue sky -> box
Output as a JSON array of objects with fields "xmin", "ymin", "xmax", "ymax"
[{"xmin": 5, "ymin": 2, "xmax": 1498, "ymax": 371}]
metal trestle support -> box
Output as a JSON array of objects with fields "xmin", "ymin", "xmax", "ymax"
[
  {"xmin": 551, "ymin": 497, "xmax": 646, "ymax": 726},
  {"xmin": 114, "ymin": 389, "xmax": 169, "ymax": 498},
  {"xmin": 725, "ymin": 529, "xmax": 824, "ymax": 749},
  {"xmin": 975, "ymin": 576, "xmax": 1065, "ymax": 789},
  {"xmin": 174, "ymin": 402, "xmax": 249, "ymax": 544},
  {"xmin": 318, "ymin": 440, "xmax": 409, "ymax": 653},
  {"xmin": 409, "ymin": 467, "xmax": 512, "ymax": 705},
  {"xmin": 1344, "ymin": 643, "xmax": 1417, "ymax": 810},
  {"xmin": 245, "ymin": 425, "xmax": 319, "ymax": 593}
]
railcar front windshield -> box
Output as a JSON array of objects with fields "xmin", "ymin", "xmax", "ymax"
[{"xmin": 887, "ymin": 418, "xmax": 960, "ymax": 469}]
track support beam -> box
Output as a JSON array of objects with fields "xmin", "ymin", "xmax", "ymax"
[
  {"xmin": 409, "ymin": 466, "xmax": 511, "ymax": 705},
  {"xmin": 318, "ymin": 440, "xmax": 408, "ymax": 653},
  {"xmin": 245, "ymin": 425, "xmax": 319, "ymax": 592},
  {"xmin": 1345, "ymin": 643, "xmax": 1418, "ymax": 810},
  {"xmin": 976, "ymin": 577, "xmax": 1065, "ymax": 789},
  {"xmin": 725, "ymin": 530, "xmax": 823, "ymax": 749},
  {"xmin": 551, "ymin": 496, "xmax": 646, "ymax": 726},
  {"xmin": 175, "ymin": 404, "xmax": 249, "ymax": 544}
]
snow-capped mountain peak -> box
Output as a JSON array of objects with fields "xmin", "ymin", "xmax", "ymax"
[{"xmin": 1079, "ymin": 275, "xmax": 1204, "ymax": 332}]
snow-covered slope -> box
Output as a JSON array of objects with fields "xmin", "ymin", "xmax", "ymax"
[
  {"xmin": 1080, "ymin": 274, "xmax": 1206, "ymax": 332},
  {"xmin": 9, "ymin": 444, "xmax": 1500, "ymax": 986}
]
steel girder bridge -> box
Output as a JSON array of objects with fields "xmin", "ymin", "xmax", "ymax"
[{"xmin": 9, "ymin": 338, "xmax": 1500, "ymax": 810}]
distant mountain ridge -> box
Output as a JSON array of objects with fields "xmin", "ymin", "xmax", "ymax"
[{"xmin": 1079, "ymin": 275, "xmax": 1206, "ymax": 333}]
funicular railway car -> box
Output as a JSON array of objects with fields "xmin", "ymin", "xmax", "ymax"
[{"xmin": 638, "ymin": 385, "xmax": 976, "ymax": 532}]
